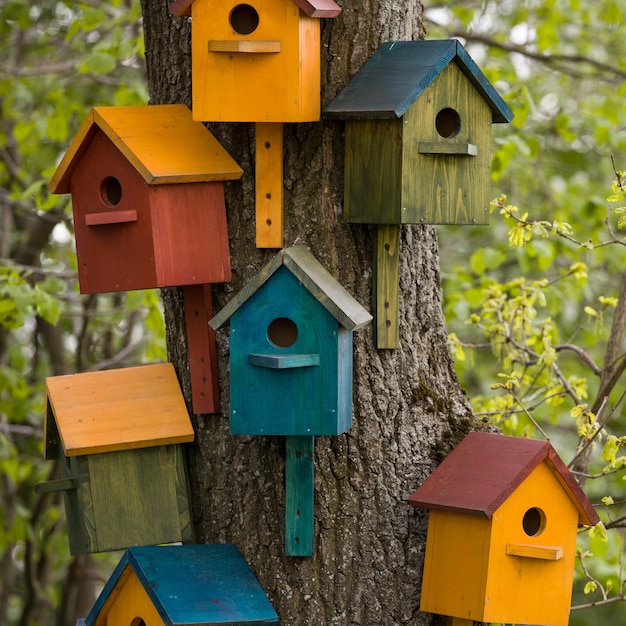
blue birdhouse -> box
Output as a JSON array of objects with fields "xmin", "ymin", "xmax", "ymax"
[
  {"xmin": 210, "ymin": 246, "xmax": 371, "ymax": 556},
  {"xmin": 210, "ymin": 246, "xmax": 372, "ymax": 437},
  {"xmin": 82, "ymin": 544, "xmax": 279, "ymax": 625}
]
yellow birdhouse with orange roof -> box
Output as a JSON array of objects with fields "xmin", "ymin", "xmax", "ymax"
[{"xmin": 408, "ymin": 432, "xmax": 599, "ymax": 626}]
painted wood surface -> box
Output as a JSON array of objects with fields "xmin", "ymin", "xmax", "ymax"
[
  {"xmin": 55, "ymin": 125, "xmax": 233, "ymax": 294},
  {"xmin": 86, "ymin": 544, "xmax": 279, "ymax": 625},
  {"xmin": 323, "ymin": 40, "xmax": 513, "ymax": 122},
  {"xmin": 228, "ymin": 267, "xmax": 351, "ymax": 436},
  {"xmin": 414, "ymin": 432, "xmax": 597, "ymax": 626},
  {"xmin": 210, "ymin": 246, "xmax": 372, "ymax": 332},
  {"xmin": 408, "ymin": 431, "xmax": 599, "ymax": 525},
  {"xmin": 373, "ymin": 225, "xmax": 399, "ymax": 348},
  {"xmin": 44, "ymin": 363, "xmax": 193, "ymax": 457},
  {"xmin": 249, "ymin": 353, "xmax": 320, "ymax": 368},
  {"xmin": 285, "ymin": 436, "xmax": 315, "ymax": 556},
  {"xmin": 49, "ymin": 105, "xmax": 242, "ymax": 194},
  {"xmin": 183, "ymin": 284, "xmax": 221, "ymax": 414},
  {"xmin": 255, "ymin": 122, "xmax": 284, "ymax": 248},
  {"xmin": 58, "ymin": 444, "xmax": 193, "ymax": 555},
  {"xmin": 209, "ymin": 40, "xmax": 281, "ymax": 53},
  {"xmin": 189, "ymin": 0, "xmax": 321, "ymax": 123}
]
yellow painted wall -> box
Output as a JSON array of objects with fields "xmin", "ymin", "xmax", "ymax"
[{"xmin": 191, "ymin": 0, "xmax": 321, "ymax": 122}]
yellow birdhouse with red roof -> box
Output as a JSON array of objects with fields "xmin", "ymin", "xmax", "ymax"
[{"xmin": 409, "ymin": 432, "xmax": 599, "ymax": 626}]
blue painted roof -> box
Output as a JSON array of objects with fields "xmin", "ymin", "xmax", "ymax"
[
  {"xmin": 324, "ymin": 40, "xmax": 513, "ymax": 123},
  {"xmin": 86, "ymin": 544, "xmax": 279, "ymax": 625}
]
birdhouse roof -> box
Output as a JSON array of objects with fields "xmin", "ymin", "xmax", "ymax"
[
  {"xmin": 44, "ymin": 363, "xmax": 194, "ymax": 459},
  {"xmin": 409, "ymin": 431, "xmax": 599, "ymax": 526},
  {"xmin": 48, "ymin": 104, "xmax": 243, "ymax": 194},
  {"xmin": 209, "ymin": 246, "xmax": 372, "ymax": 332},
  {"xmin": 324, "ymin": 40, "xmax": 514, "ymax": 123},
  {"xmin": 170, "ymin": 0, "xmax": 342, "ymax": 18},
  {"xmin": 86, "ymin": 544, "xmax": 279, "ymax": 626}
]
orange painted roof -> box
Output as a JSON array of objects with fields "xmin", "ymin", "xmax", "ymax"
[
  {"xmin": 49, "ymin": 104, "xmax": 242, "ymax": 194},
  {"xmin": 44, "ymin": 363, "xmax": 194, "ymax": 457},
  {"xmin": 170, "ymin": 0, "xmax": 341, "ymax": 18}
]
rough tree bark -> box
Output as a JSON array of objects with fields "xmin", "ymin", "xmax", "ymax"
[{"xmin": 140, "ymin": 1, "xmax": 477, "ymax": 624}]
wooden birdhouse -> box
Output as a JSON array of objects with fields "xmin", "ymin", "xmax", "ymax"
[
  {"xmin": 408, "ymin": 432, "xmax": 600, "ymax": 626},
  {"xmin": 324, "ymin": 40, "xmax": 513, "ymax": 349},
  {"xmin": 36, "ymin": 364, "xmax": 195, "ymax": 556},
  {"xmin": 170, "ymin": 0, "xmax": 342, "ymax": 124},
  {"xmin": 210, "ymin": 246, "xmax": 371, "ymax": 555},
  {"xmin": 48, "ymin": 104, "xmax": 243, "ymax": 414},
  {"xmin": 82, "ymin": 544, "xmax": 279, "ymax": 625},
  {"xmin": 170, "ymin": 0, "xmax": 342, "ymax": 248},
  {"xmin": 210, "ymin": 245, "xmax": 371, "ymax": 437}
]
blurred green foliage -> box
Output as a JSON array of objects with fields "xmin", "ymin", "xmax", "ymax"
[
  {"xmin": 427, "ymin": 0, "xmax": 626, "ymax": 621},
  {"xmin": 0, "ymin": 2, "xmax": 163, "ymax": 624}
]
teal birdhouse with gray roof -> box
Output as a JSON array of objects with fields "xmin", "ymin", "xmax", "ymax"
[
  {"xmin": 210, "ymin": 245, "xmax": 372, "ymax": 437},
  {"xmin": 210, "ymin": 246, "xmax": 371, "ymax": 556}
]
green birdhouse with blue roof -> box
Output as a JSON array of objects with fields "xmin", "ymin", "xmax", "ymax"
[
  {"xmin": 210, "ymin": 246, "xmax": 371, "ymax": 556},
  {"xmin": 324, "ymin": 40, "xmax": 513, "ymax": 349}
]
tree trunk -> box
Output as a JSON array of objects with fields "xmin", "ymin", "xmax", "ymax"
[{"xmin": 141, "ymin": 1, "xmax": 476, "ymax": 623}]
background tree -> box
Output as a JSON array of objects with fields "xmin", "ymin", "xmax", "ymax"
[{"xmin": 139, "ymin": 0, "xmax": 475, "ymax": 624}]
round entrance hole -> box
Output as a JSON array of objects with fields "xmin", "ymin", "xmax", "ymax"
[
  {"xmin": 130, "ymin": 618, "xmax": 146, "ymax": 626},
  {"xmin": 100, "ymin": 176, "xmax": 122, "ymax": 206},
  {"xmin": 522, "ymin": 507, "xmax": 546, "ymax": 537},
  {"xmin": 435, "ymin": 107, "xmax": 461, "ymax": 138},
  {"xmin": 267, "ymin": 317, "xmax": 298, "ymax": 348},
  {"xmin": 230, "ymin": 4, "xmax": 260, "ymax": 35}
]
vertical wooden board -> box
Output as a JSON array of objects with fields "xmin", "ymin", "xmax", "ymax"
[
  {"xmin": 402, "ymin": 62, "xmax": 492, "ymax": 225},
  {"xmin": 285, "ymin": 436, "xmax": 315, "ymax": 556},
  {"xmin": 255, "ymin": 122, "xmax": 284, "ymax": 248},
  {"xmin": 183, "ymin": 284, "xmax": 221, "ymax": 414},
  {"xmin": 151, "ymin": 181, "xmax": 232, "ymax": 286},
  {"xmin": 65, "ymin": 455, "xmax": 97, "ymax": 556},
  {"xmin": 89, "ymin": 447, "xmax": 183, "ymax": 552},
  {"xmin": 174, "ymin": 445, "xmax": 195, "ymax": 543},
  {"xmin": 373, "ymin": 225, "xmax": 400, "ymax": 348},
  {"xmin": 344, "ymin": 119, "xmax": 403, "ymax": 224}
]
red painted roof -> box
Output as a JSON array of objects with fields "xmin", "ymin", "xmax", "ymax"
[
  {"xmin": 170, "ymin": 0, "xmax": 341, "ymax": 18},
  {"xmin": 409, "ymin": 432, "xmax": 599, "ymax": 526}
]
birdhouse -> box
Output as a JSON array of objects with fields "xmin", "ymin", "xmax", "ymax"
[
  {"xmin": 82, "ymin": 544, "xmax": 279, "ymax": 625},
  {"xmin": 210, "ymin": 245, "xmax": 371, "ymax": 437},
  {"xmin": 48, "ymin": 104, "xmax": 243, "ymax": 414},
  {"xmin": 36, "ymin": 364, "xmax": 195, "ymax": 555},
  {"xmin": 408, "ymin": 432, "xmax": 600, "ymax": 626},
  {"xmin": 170, "ymin": 0, "xmax": 342, "ymax": 248},
  {"xmin": 210, "ymin": 246, "xmax": 371, "ymax": 555},
  {"xmin": 324, "ymin": 40, "xmax": 513, "ymax": 349},
  {"xmin": 324, "ymin": 40, "xmax": 513, "ymax": 226},
  {"xmin": 170, "ymin": 0, "xmax": 342, "ymax": 124}
]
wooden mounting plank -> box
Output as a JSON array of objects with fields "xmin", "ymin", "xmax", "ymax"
[
  {"xmin": 183, "ymin": 284, "xmax": 221, "ymax": 415},
  {"xmin": 292, "ymin": 0, "xmax": 342, "ymax": 17},
  {"xmin": 255, "ymin": 122, "xmax": 284, "ymax": 249},
  {"xmin": 446, "ymin": 618, "xmax": 474, "ymax": 626},
  {"xmin": 374, "ymin": 225, "xmax": 400, "ymax": 348},
  {"xmin": 285, "ymin": 436, "xmax": 314, "ymax": 556}
]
